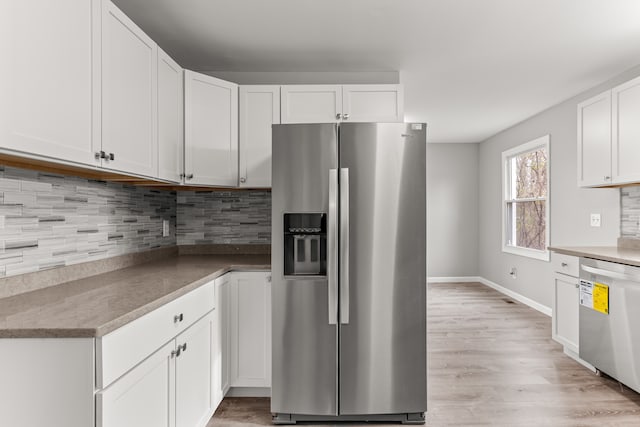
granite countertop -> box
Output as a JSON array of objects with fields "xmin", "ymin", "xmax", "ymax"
[
  {"xmin": 0, "ymin": 254, "xmax": 270, "ymax": 339},
  {"xmin": 549, "ymin": 246, "xmax": 640, "ymax": 267}
]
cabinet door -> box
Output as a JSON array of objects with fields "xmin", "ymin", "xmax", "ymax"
[
  {"xmin": 230, "ymin": 272, "xmax": 271, "ymax": 388},
  {"xmin": 176, "ymin": 312, "xmax": 214, "ymax": 427},
  {"xmin": 184, "ymin": 71, "xmax": 238, "ymax": 186},
  {"xmin": 281, "ymin": 85, "xmax": 342, "ymax": 124},
  {"xmin": 342, "ymin": 84, "xmax": 404, "ymax": 122},
  {"xmin": 98, "ymin": 340, "xmax": 175, "ymax": 427},
  {"xmin": 214, "ymin": 275, "xmax": 232, "ymax": 401},
  {"xmin": 577, "ymin": 90, "xmax": 612, "ymax": 187},
  {"xmin": 552, "ymin": 273, "xmax": 579, "ymax": 354},
  {"xmin": 0, "ymin": 0, "xmax": 98, "ymax": 166},
  {"xmin": 158, "ymin": 48, "xmax": 184, "ymax": 183},
  {"xmin": 239, "ymin": 86, "xmax": 280, "ymax": 188},
  {"xmin": 101, "ymin": 0, "xmax": 158, "ymax": 177},
  {"xmin": 612, "ymin": 75, "xmax": 640, "ymax": 184}
]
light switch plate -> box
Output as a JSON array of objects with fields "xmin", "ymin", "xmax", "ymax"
[
  {"xmin": 590, "ymin": 213, "xmax": 601, "ymax": 227},
  {"xmin": 162, "ymin": 220, "xmax": 170, "ymax": 237}
]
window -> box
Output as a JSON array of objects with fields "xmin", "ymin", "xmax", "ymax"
[{"xmin": 502, "ymin": 135, "xmax": 549, "ymax": 261}]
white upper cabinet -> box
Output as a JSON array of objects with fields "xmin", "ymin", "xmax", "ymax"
[
  {"xmin": 281, "ymin": 85, "xmax": 343, "ymax": 123},
  {"xmin": 281, "ymin": 84, "xmax": 404, "ymax": 124},
  {"xmin": 0, "ymin": 0, "xmax": 98, "ymax": 166},
  {"xmin": 342, "ymin": 84, "xmax": 404, "ymax": 122},
  {"xmin": 101, "ymin": 0, "xmax": 158, "ymax": 177},
  {"xmin": 612, "ymin": 75, "xmax": 640, "ymax": 185},
  {"xmin": 157, "ymin": 48, "xmax": 184, "ymax": 183},
  {"xmin": 577, "ymin": 90, "xmax": 612, "ymax": 187},
  {"xmin": 184, "ymin": 71, "xmax": 238, "ymax": 187},
  {"xmin": 239, "ymin": 86, "xmax": 280, "ymax": 188}
]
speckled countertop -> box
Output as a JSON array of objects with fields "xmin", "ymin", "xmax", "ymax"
[
  {"xmin": 549, "ymin": 246, "xmax": 640, "ymax": 267},
  {"xmin": 0, "ymin": 254, "xmax": 270, "ymax": 339}
]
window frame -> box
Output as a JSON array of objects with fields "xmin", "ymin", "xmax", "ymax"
[{"xmin": 501, "ymin": 135, "xmax": 550, "ymax": 261}]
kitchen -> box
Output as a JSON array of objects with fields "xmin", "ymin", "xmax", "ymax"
[{"xmin": 2, "ymin": 0, "xmax": 640, "ymax": 426}]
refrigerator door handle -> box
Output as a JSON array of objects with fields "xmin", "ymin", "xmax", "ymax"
[
  {"xmin": 328, "ymin": 169, "xmax": 339, "ymax": 325},
  {"xmin": 340, "ymin": 168, "xmax": 350, "ymax": 324}
]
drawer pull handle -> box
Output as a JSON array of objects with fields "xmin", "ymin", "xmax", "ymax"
[
  {"xmin": 174, "ymin": 313, "xmax": 184, "ymax": 323},
  {"xmin": 561, "ymin": 262, "xmax": 568, "ymax": 267},
  {"xmin": 180, "ymin": 343, "xmax": 187, "ymax": 352}
]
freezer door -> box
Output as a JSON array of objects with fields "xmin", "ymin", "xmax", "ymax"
[
  {"xmin": 338, "ymin": 123, "xmax": 427, "ymax": 415},
  {"xmin": 271, "ymin": 124, "xmax": 339, "ymax": 416}
]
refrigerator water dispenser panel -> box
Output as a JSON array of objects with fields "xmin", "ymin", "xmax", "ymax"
[{"xmin": 284, "ymin": 213, "xmax": 327, "ymax": 276}]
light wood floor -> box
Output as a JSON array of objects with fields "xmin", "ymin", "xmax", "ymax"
[{"xmin": 207, "ymin": 282, "xmax": 640, "ymax": 426}]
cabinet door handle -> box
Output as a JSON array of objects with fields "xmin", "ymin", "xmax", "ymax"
[
  {"xmin": 171, "ymin": 348, "xmax": 180, "ymax": 358},
  {"xmin": 343, "ymin": 113, "xmax": 350, "ymax": 120},
  {"xmin": 186, "ymin": 174, "xmax": 194, "ymax": 180},
  {"xmin": 336, "ymin": 113, "xmax": 342, "ymax": 120},
  {"xmin": 174, "ymin": 313, "xmax": 184, "ymax": 323},
  {"xmin": 604, "ymin": 176, "xmax": 611, "ymax": 180},
  {"xmin": 180, "ymin": 343, "xmax": 187, "ymax": 352},
  {"xmin": 109, "ymin": 153, "xmax": 115, "ymax": 161},
  {"xmin": 240, "ymin": 177, "xmax": 247, "ymax": 183},
  {"xmin": 561, "ymin": 262, "xmax": 568, "ymax": 267}
]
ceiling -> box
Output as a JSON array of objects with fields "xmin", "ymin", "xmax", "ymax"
[{"xmin": 113, "ymin": 0, "xmax": 640, "ymax": 143}]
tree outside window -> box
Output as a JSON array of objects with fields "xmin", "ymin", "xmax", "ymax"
[{"xmin": 502, "ymin": 135, "xmax": 550, "ymax": 261}]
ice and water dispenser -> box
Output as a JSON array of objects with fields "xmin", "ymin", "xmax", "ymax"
[{"xmin": 283, "ymin": 213, "xmax": 327, "ymax": 276}]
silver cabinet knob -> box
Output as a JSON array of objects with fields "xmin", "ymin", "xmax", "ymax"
[
  {"xmin": 343, "ymin": 113, "xmax": 350, "ymax": 120},
  {"xmin": 240, "ymin": 177, "xmax": 247, "ymax": 183},
  {"xmin": 604, "ymin": 176, "xmax": 611, "ymax": 180},
  {"xmin": 561, "ymin": 262, "xmax": 568, "ymax": 267},
  {"xmin": 109, "ymin": 153, "xmax": 115, "ymax": 161},
  {"xmin": 173, "ymin": 313, "xmax": 184, "ymax": 323},
  {"xmin": 336, "ymin": 113, "xmax": 342, "ymax": 120},
  {"xmin": 186, "ymin": 174, "xmax": 194, "ymax": 180}
]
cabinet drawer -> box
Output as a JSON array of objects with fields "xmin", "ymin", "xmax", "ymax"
[
  {"xmin": 552, "ymin": 253, "xmax": 579, "ymax": 277},
  {"xmin": 97, "ymin": 281, "xmax": 215, "ymax": 389}
]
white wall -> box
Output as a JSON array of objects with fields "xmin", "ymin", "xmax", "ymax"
[
  {"xmin": 477, "ymin": 65, "xmax": 640, "ymax": 309},
  {"xmin": 427, "ymin": 143, "xmax": 479, "ymax": 278}
]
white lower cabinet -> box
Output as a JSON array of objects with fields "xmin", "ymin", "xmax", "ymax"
[
  {"xmin": 98, "ymin": 340, "xmax": 175, "ymax": 427},
  {"xmin": 176, "ymin": 312, "xmax": 215, "ymax": 427},
  {"xmin": 99, "ymin": 311, "xmax": 216, "ymax": 427},
  {"xmin": 229, "ymin": 272, "xmax": 272, "ymax": 389},
  {"xmin": 552, "ymin": 273, "xmax": 579, "ymax": 354},
  {"xmin": 0, "ymin": 271, "xmax": 272, "ymax": 427}
]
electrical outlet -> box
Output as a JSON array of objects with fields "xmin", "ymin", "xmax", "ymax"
[
  {"xmin": 590, "ymin": 213, "xmax": 601, "ymax": 227},
  {"xmin": 162, "ymin": 220, "xmax": 170, "ymax": 237}
]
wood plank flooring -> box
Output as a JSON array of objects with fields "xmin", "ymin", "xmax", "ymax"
[{"xmin": 207, "ymin": 282, "xmax": 640, "ymax": 426}]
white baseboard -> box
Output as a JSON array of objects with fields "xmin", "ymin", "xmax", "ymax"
[
  {"xmin": 478, "ymin": 277, "xmax": 552, "ymax": 317},
  {"xmin": 427, "ymin": 276, "xmax": 483, "ymax": 283},
  {"xmin": 427, "ymin": 275, "xmax": 552, "ymax": 317},
  {"xmin": 226, "ymin": 386, "xmax": 271, "ymax": 397}
]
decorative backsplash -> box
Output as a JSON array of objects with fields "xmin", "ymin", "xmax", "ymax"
[
  {"xmin": 177, "ymin": 191, "xmax": 271, "ymax": 245},
  {"xmin": 621, "ymin": 186, "xmax": 640, "ymax": 238},
  {"xmin": 0, "ymin": 166, "xmax": 176, "ymax": 278}
]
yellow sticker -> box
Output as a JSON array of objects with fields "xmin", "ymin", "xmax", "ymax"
[{"xmin": 593, "ymin": 282, "xmax": 609, "ymax": 315}]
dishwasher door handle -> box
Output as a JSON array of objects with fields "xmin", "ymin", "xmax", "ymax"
[{"xmin": 581, "ymin": 264, "xmax": 640, "ymax": 282}]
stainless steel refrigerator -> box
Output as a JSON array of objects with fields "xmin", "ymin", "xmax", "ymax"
[{"xmin": 271, "ymin": 122, "xmax": 427, "ymax": 425}]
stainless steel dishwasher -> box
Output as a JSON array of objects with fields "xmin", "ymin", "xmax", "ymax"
[{"xmin": 579, "ymin": 257, "xmax": 640, "ymax": 393}]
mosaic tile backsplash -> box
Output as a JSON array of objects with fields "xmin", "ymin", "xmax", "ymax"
[
  {"xmin": 177, "ymin": 191, "xmax": 271, "ymax": 245},
  {"xmin": 621, "ymin": 186, "xmax": 640, "ymax": 238},
  {"xmin": 0, "ymin": 166, "xmax": 176, "ymax": 278}
]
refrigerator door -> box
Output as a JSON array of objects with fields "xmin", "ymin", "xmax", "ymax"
[
  {"xmin": 338, "ymin": 123, "xmax": 427, "ymax": 415},
  {"xmin": 271, "ymin": 124, "xmax": 339, "ymax": 416}
]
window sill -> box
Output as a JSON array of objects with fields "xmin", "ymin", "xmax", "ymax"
[{"xmin": 502, "ymin": 245, "xmax": 550, "ymax": 261}]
